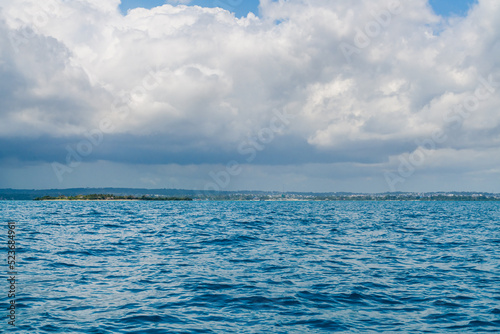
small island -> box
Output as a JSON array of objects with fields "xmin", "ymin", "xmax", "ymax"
[{"xmin": 34, "ymin": 194, "xmax": 193, "ymax": 201}]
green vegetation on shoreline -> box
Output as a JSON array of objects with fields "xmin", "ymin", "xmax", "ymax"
[{"xmin": 34, "ymin": 194, "xmax": 193, "ymax": 201}]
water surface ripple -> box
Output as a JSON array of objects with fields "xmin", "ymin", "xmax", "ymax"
[{"xmin": 1, "ymin": 201, "xmax": 499, "ymax": 333}]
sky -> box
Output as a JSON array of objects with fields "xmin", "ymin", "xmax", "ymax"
[{"xmin": 1, "ymin": 0, "xmax": 499, "ymax": 193}]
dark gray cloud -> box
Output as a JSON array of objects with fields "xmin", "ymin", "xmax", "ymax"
[{"xmin": 0, "ymin": 134, "xmax": 415, "ymax": 166}]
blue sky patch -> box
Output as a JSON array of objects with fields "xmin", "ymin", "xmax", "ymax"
[{"xmin": 428, "ymin": 0, "xmax": 477, "ymax": 17}]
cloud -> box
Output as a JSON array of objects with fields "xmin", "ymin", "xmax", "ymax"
[
  {"xmin": 0, "ymin": 0, "xmax": 499, "ymax": 190},
  {"xmin": 166, "ymin": 0, "xmax": 194, "ymax": 4}
]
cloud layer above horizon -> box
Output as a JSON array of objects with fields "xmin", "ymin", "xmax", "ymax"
[{"xmin": 0, "ymin": 0, "xmax": 499, "ymax": 192}]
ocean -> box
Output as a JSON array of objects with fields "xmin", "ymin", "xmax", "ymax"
[{"xmin": 1, "ymin": 200, "xmax": 499, "ymax": 333}]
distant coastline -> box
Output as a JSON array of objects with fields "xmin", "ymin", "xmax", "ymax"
[
  {"xmin": 1, "ymin": 188, "xmax": 499, "ymax": 201},
  {"xmin": 34, "ymin": 194, "xmax": 193, "ymax": 201}
]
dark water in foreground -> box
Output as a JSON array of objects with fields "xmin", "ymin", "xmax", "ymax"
[{"xmin": 1, "ymin": 201, "xmax": 499, "ymax": 333}]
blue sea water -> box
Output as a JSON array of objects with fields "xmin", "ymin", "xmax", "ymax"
[{"xmin": 1, "ymin": 200, "xmax": 499, "ymax": 333}]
